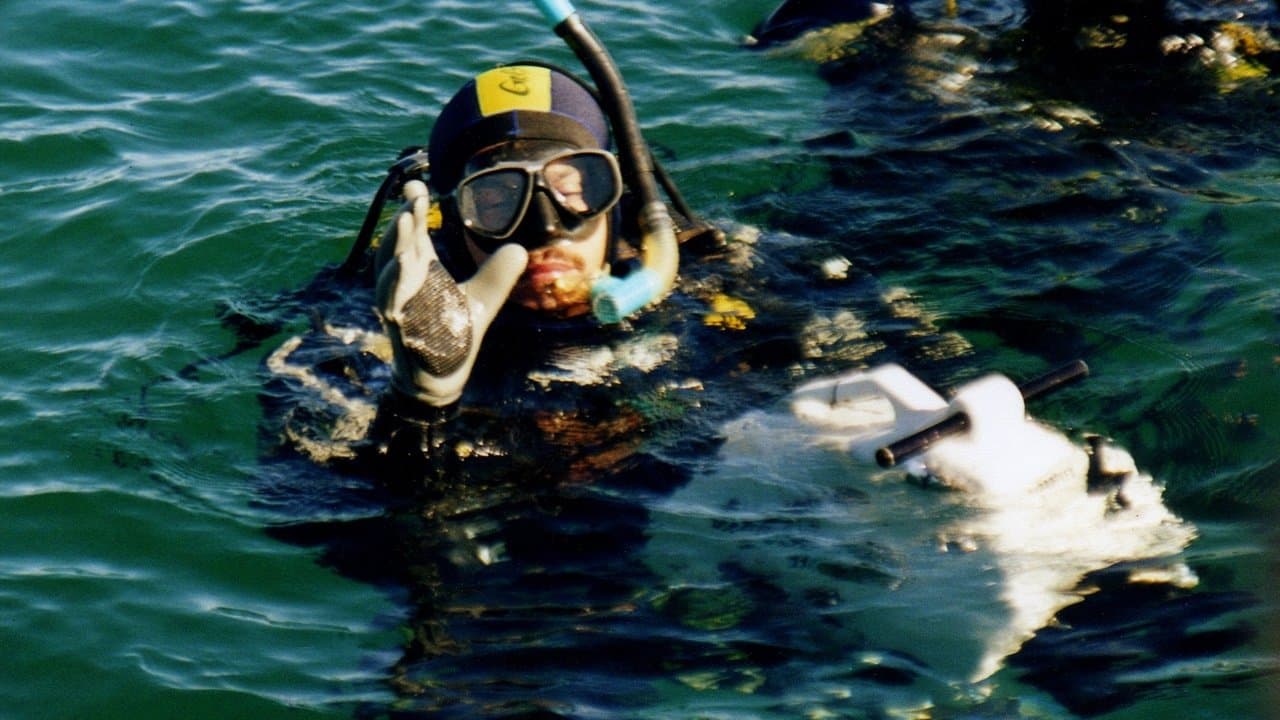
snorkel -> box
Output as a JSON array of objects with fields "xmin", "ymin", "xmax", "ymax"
[{"xmin": 533, "ymin": 0, "xmax": 680, "ymax": 324}]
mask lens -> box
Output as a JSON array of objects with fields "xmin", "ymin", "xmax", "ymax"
[
  {"xmin": 457, "ymin": 168, "xmax": 531, "ymax": 238},
  {"xmin": 454, "ymin": 150, "xmax": 622, "ymax": 252},
  {"xmin": 544, "ymin": 152, "xmax": 621, "ymax": 218}
]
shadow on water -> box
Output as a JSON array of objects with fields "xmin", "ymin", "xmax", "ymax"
[
  {"xmin": 265, "ymin": 455, "xmax": 688, "ymax": 718},
  {"xmin": 1012, "ymin": 565, "xmax": 1260, "ymax": 717}
]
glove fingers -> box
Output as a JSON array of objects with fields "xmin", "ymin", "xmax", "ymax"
[
  {"xmin": 394, "ymin": 209, "xmax": 415, "ymax": 259},
  {"xmin": 402, "ymin": 179, "xmax": 428, "ymax": 203},
  {"xmin": 379, "ymin": 188, "xmax": 444, "ymax": 316},
  {"xmin": 374, "ymin": 180, "xmax": 435, "ymax": 279},
  {"xmin": 379, "ymin": 208, "xmax": 430, "ymax": 315},
  {"xmin": 463, "ymin": 244, "xmax": 529, "ymax": 330},
  {"xmin": 410, "ymin": 200, "xmax": 430, "ymax": 253}
]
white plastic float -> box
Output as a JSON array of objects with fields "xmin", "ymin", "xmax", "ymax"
[
  {"xmin": 790, "ymin": 360, "xmax": 1093, "ymax": 494},
  {"xmin": 644, "ymin": 361, "xmax": 1197, "ymax": 687}
]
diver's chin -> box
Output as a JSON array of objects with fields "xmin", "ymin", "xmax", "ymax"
[
  {"xmin": 511, "ymin": 250, "xmax": 597, "ymax": 318},
  {"xmin": 511, "ymin": 277, "xmax": 594, "ymax": 318}
]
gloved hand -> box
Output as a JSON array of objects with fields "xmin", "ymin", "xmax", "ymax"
[{"xmin": 374, "ymin": 180, "xmax": 528, "ymax": 407}]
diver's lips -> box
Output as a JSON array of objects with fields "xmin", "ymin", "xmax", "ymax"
[{"xmin": 524, "ymin": 256, "xmax": 581, "ymax": 284}]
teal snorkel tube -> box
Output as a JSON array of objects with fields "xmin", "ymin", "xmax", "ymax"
[{"xmin": 533, "ymin": 0, "xmax": 680, "ymax": 324}]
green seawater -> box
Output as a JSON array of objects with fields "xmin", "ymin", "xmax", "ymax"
[{"xmin": 2, "ymin": 1, "xmax": 1278, "ymax": 718}]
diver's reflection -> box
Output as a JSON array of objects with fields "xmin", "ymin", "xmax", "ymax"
[{"xmin": 267, "ymin": 399, "xmax": 696, "ymax": 717}]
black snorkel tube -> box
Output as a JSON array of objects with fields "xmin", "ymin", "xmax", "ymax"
[{"xmin": 534, "ymin": 0, "xmax": 680, "ymax": 324}]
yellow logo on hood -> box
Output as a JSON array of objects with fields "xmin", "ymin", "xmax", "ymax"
[{"xmin": 475, "ymin": 65, "xmax": 552, "ymax": 116}]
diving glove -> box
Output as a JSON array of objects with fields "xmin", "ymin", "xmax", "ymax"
[{"xmin": 375, "ymin": 180, "xmax": 528, "ymax": 407}]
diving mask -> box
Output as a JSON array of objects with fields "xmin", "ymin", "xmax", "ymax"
[{"xmin": 454, "ymin": 148, "xmax": 622, "ymax": 252}]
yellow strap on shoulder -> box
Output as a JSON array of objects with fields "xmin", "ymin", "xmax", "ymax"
[{"xmin": 475, "ymin": 65, "xmax": 553, "ymax": 117}]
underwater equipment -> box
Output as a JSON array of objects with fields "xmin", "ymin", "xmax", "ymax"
[
  {"xmin": 429, "ymin": 64, "xmax": 613, "ymax": 197},
  {"xmin": 534, "ymin": 0, "xmax": 681, "ymax": 324},
  {"xmin": 790, "ymin": 361, "xmax": 1096, "ymax": 493},
  {"xmin": 875, "ymin": 359, "xmax": 1089, "ymax": 468},
  {"xmin": 644, "ymin": 360, "xmax": 1197, "ymax": 682},
  {"xmin": 454, "ymin": 147, "xmax": 623, "ymax": 251}
]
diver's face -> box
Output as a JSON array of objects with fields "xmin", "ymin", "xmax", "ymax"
[
  {"xmin": 468, "ymin": 214, "xmax": 609, "ymax": 318},
  {"xmin": 458, "ymin": 142, "xmax": 616, "ymax": 318}
]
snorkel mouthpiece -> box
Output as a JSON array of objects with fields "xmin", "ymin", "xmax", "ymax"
[
  {"xmin": 590, "ymin": 271, "xmax": 659, "ymax": 325},
  {"xmin": 590, "ymin": 200, "xmax": 678, "ymax": 323},
  {"xmin": 534, "ymin": 0, "xmax": 681, "ymax": 325}
]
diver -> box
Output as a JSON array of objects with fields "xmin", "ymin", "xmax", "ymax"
[
  {"xmin": 370, "ymin": 63, "xmax": 653, "ymax": 408},
  {"xmin": 256, "ymin": 21, "xmax": 741, "ymax": 705},
  {"xmin": 298, "ymin": 53, "xmax": 724, "ymax": 482}
]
